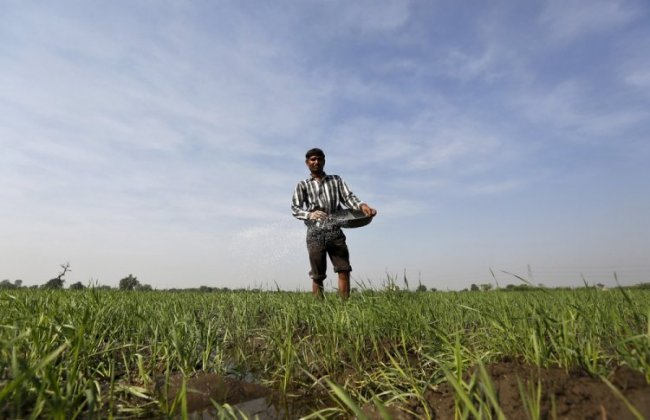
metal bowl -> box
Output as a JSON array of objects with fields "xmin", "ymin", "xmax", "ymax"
[{"xmin": 329, "ymin": 209, "xmax": 374, "ymax": 228}]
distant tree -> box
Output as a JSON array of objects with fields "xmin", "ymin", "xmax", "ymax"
[
  {"xmin": 502, "ymin": 283, "xmax": 533, "ymax": 292},
  {"xmin": 470, "ymin": 283, "xmax": 479, "ymax": 291},
  {"xmin": 119, "ymin": 274, "xmax": 140, "ymax": 290},
  {"xmin": 137, "ymin": 284, "xmax": 152, "ymax": 291},
  {"xmin": 416, "ymin": 283, "xmax": 428, "ymax": 292},
  {"xmin": 14, "ymin": 279, "xmax": 22, "ymax": 288},
  {"xmin": 69, "ymin": 281, "xmax": 85, "ymax": 290},
  {"xmin": 480, "ymin": 283, "xmax": 493, "ymax": 292},
  {"xmin": 0, "ymin": 279, "xmax": 15, "ymax": 289},
  {"xmin": 42, "ymin": 262, "xmax": 70, "ymax": 289},
  {"xmin": 42, "ymin": 277, "xmax": 65, "ymax": 289}
]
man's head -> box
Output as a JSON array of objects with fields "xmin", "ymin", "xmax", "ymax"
[
  {"xmin": 305, "ymin": 148, "xmax": 325, "ymax": 175},
  {"xmin": 305, "ymin": 148, "xmax": 325, "ymax": 160}
]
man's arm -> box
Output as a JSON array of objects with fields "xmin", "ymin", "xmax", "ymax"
[
  {"xmin": 337, "ymin": 176, "xmax": 363, "ymax": 210},
  {"xmin": 338, "ymin": 176, "xmax": 377, "ymax": 217},
  {"xmin": 291, "ymin": 182, "xmax": 311, "ymax": 220},
  {"xmin": 292, "ymin": 181, "xmax": 329, "ymax": 221}
]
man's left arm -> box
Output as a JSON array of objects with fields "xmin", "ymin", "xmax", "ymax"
[{"xmin": 338, "ymin": 177, "xmax": 377, "ymax": 217}]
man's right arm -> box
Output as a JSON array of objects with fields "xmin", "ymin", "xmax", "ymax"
[{"xmin": 291, "ymin": 182, "xmax": 310, "ymax": 221}]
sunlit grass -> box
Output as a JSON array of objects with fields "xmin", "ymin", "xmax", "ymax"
[{"xmin": 0, "ymin": 286, "xmax": 648, "ymax": 418}]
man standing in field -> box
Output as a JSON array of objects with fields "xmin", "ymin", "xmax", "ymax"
[{"xmin": 291, "ymin": 148, "xmax": 377, "ymax": 299}]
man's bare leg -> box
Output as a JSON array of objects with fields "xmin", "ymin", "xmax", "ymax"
[
  {"xmin": 312, "ymin": 279, "xmax": 324, "ymax": 299},
  {"xmin": 338, "ymin": 271, "xmax": 350, "ymax": 300}
]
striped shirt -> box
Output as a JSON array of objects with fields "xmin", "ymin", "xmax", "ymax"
[{"xmin": 291, "ymin": 173, "xmax": 364, "ymax": 225}]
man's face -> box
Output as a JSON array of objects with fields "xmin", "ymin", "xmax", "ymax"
[{"xmin": 306, "ymin": 155, "xmax": 325, "ymax": 174}]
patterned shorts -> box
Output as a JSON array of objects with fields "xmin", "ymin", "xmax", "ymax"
[{"xmin": 306, "ymin": 226, "xmax": 351, "ymax": 281}]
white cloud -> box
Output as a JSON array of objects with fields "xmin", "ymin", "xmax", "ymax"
[
  {"xmin": 464, "ymin": 179, "xmax": 524, "ymax": 196},
  {"xmin": 1, "ymin": 2, "xmax": 648, "ymax": 289},
  {"xmin": 326, "ymin": 98, "xmax": 510, "ymax": 176},
  {"xmin": 512, "ymin": 80, "xmax": 649, "ymax": 139},
  {"xmin": 1, "ymin": 2, "xmax": 331, "ymax": 159},
  {"xmin": 308, "ymin": 0, "xmax": 412, "ymax": 34},
  {"xmin": 625, "ymin": 69, "xmax": 650, "ymax": 89},
  {"xmin": 540, "ymin": 0, "xmax": 639, "ymax": 42},
  {"xmin": 410, "ymin": 125, "xmax": 502, "ymax": 170},
  {"xmin": 436, "ymin": 45, "xmax": 515, "ymax": 83},
  {"xmin": 621, "ymin": 44, "xmax": 650, "ymax": 93}
]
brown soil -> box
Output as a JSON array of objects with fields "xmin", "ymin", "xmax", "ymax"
[
  {"xmin": 154, "ymin": 362, "xmax": 650, "ymax": 419},
  {"xmin": 363, "ymin": 361, "xmax": 650, "ymax": 419}
]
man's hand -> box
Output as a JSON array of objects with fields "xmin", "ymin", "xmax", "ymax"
[
  {"xmin": 360, "ymin": 204, "xmax": 377, "ymax": 217},
  {"xmin": 309, "ymin": 210, "xmax": 328, "ymax": 221}
]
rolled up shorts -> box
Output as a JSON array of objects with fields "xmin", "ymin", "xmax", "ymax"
[{"xmin": 306, "ymin": 226, "xmax": 351, "ymax": 281}]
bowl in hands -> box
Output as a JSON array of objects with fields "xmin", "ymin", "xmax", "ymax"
[{"xmin": 328, "ymin": 209, "xmax": 374, "ymax": 228}]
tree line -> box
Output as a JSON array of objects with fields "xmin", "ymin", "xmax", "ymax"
[
  {"xmin": 2, "ymin": 263, "xmax": 649, "ymax": 292},
  {"xmin": 0, "ymin": 263, "xmax": 151, "ymax": 291}
]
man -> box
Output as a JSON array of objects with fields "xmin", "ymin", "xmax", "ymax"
[{"xmin": 291, "ymin": 148, "xmax": 377, "ymax": 299}]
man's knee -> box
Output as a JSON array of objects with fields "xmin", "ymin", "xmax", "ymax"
[{"xmin": 310, "ymin": 274, "xmax": 326, "ymax": 282}]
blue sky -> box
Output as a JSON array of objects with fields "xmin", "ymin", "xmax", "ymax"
[{"xmin": 1, "ymin": 0, "xmax": 649, "ymax": 290}]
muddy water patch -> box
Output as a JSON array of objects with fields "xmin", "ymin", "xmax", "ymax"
[{"xmin": 155, "ymin": 372, "xmax": 283, "ymax": 418}]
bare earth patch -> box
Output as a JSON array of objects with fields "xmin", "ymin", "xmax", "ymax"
[
  {"xmin": 155, "ymin": 363, "xmax": 649, "ymax": 419},
  {"xmin": 424, "ymin": 362, "xmax": 650, "ymax": 420}
]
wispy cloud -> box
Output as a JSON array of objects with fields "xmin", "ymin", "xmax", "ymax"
[
  {"xmin": 512, "ymin": 80, "xmax": 649, "ymax": 139},
  {"xmin": 464, "ymin": 179, "xmax": 524, "ymax": 196},
  {"xmin": 1, "ymin": 1, "xmax": 648, "ymax": 288},
  {"xmin": 540, "ymin": 0, "xmax": 640, "ymax": 42},
  {"xmin": 435, "ymin": 45, "xmax": 518, "ymax": 83},
  {"xmin": 330, "ymin": 113, "xmax": 516, "ymax": 191},
  {"xmin": 620, "ymin": 40, "xmax": 650, "ymax": 92},
  {"xmin": 625, "ymin": 69, "xmax": 650, "ymax": 89},
  {"xmin": 326, "ymin": 0, "xmax": 412, "ymax": 34}
]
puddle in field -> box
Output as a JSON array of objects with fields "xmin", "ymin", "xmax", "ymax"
[{"xmin": 155, "ymin": 372, "xmax": 286, "ymax": 419}]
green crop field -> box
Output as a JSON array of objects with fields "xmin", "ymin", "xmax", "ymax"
[{"xmin": 1, "ymin": 286, "xmax": 649, "ymax": 419}]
